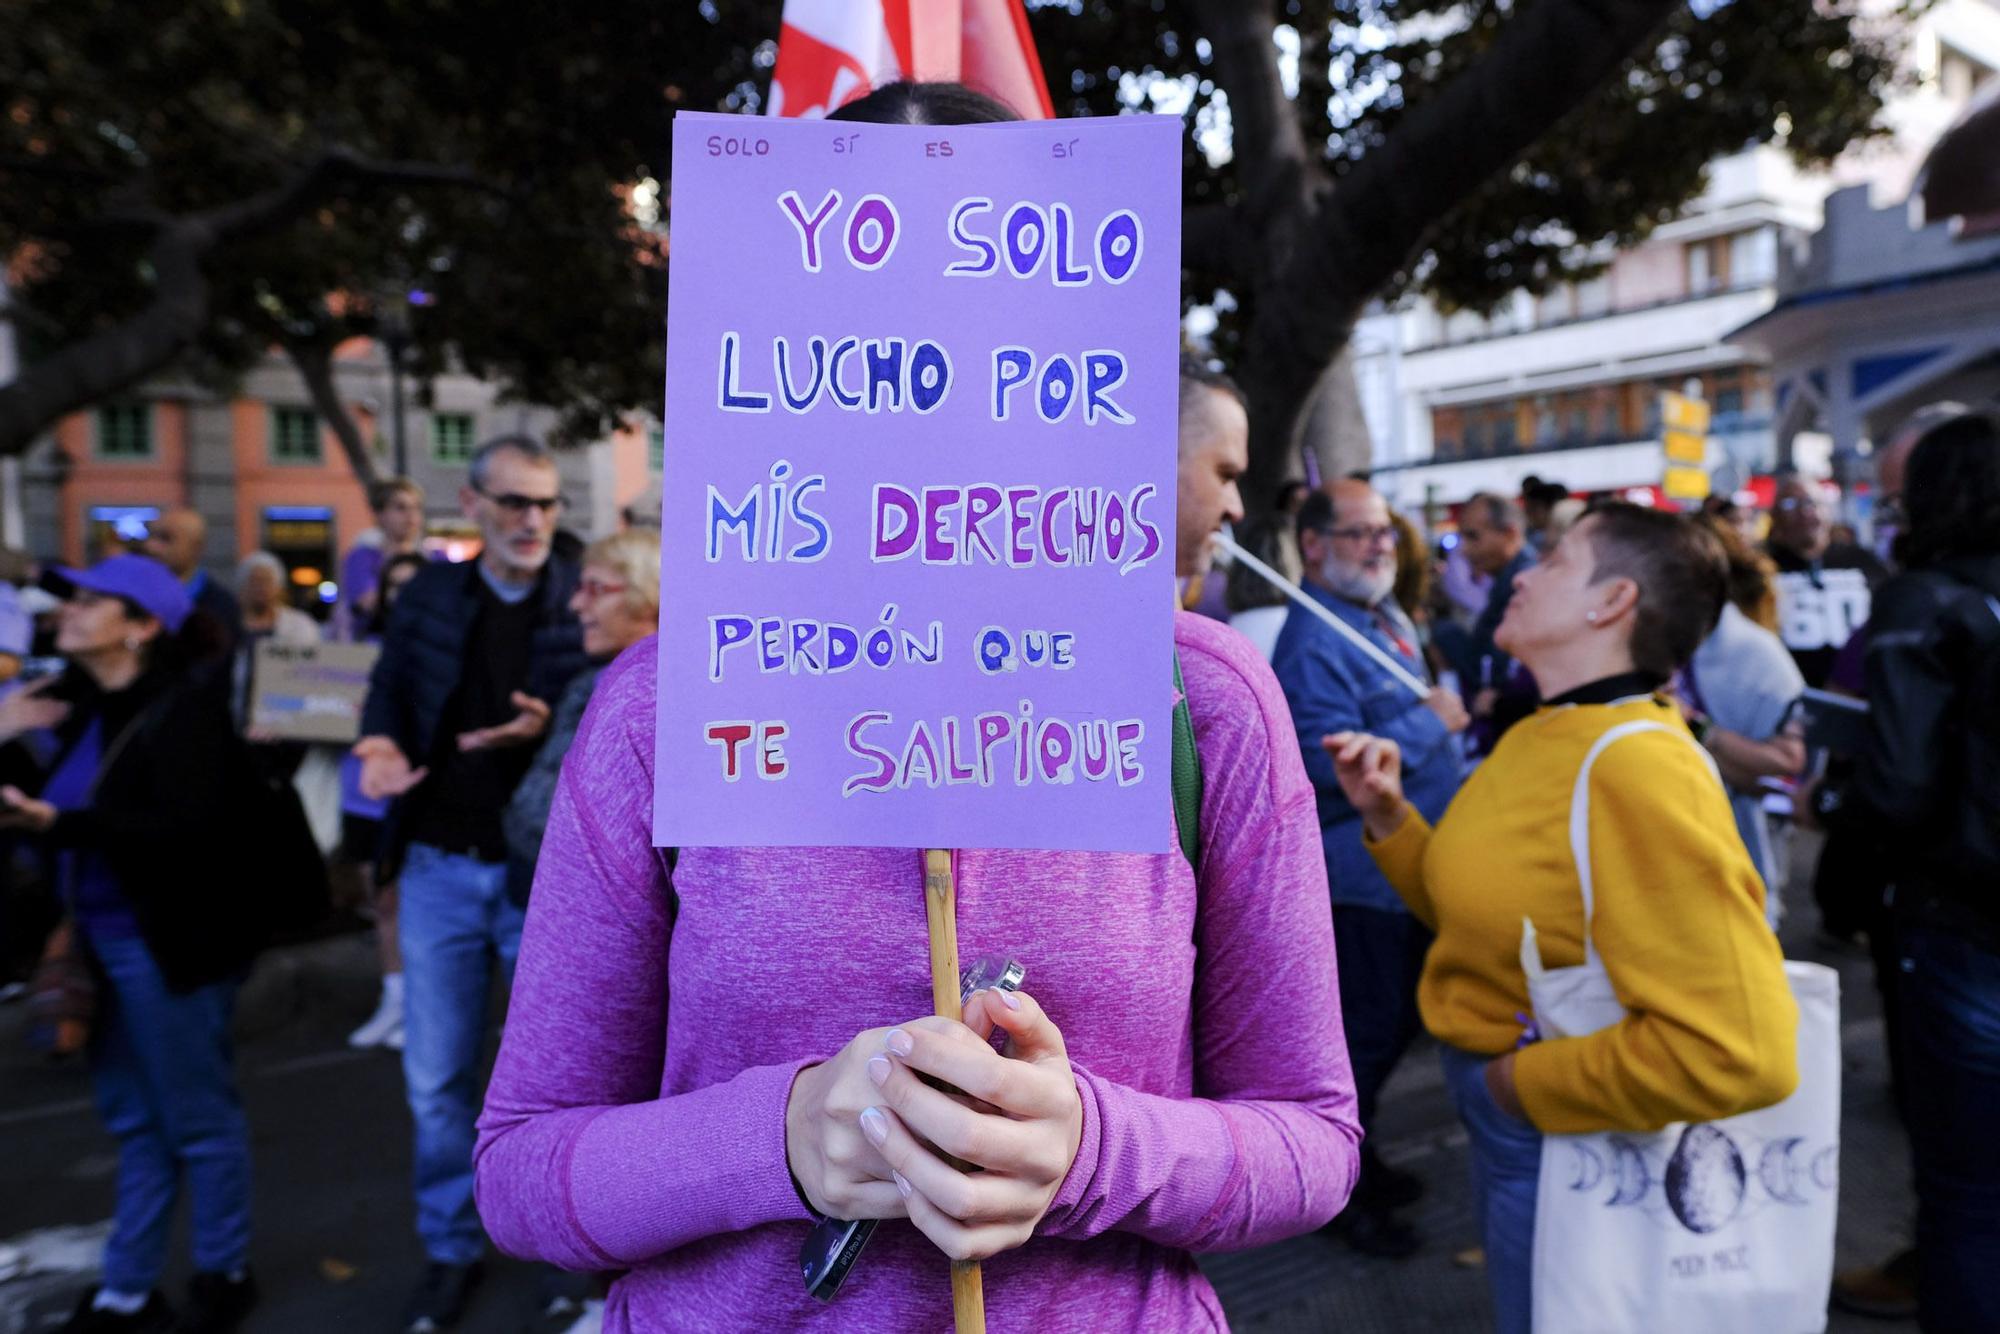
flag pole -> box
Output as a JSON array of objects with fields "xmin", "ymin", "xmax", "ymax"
[
  {"xmin": 923, "ymin": 848, "xmax": 987, "ymax": 1333},
  {"xmin": 1213, "ymin": 531, "xmax": 1431, "ymax": 699}
]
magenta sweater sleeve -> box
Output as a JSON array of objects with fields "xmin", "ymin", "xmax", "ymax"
[
  {"xmin": 473, "ymin": 650, "xmax": 815, "ymax": 1268},
  {"xmin": 1036, "ymin": 615, "xmax": 1361, "ymax": 1251}
]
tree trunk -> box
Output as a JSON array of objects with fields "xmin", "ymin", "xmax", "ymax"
[
  {"xmin": 1198, "ymin": 0, "xmax": 1683, "ymax": 513},
  {"xmin": 0, "ymin": 222, "xmax": 214, "ymax": 456},
  {"xmin": 1301, "ymin": 346, "xmax": 1375, "ymax": 488},
  {"xmin": 286, "ymin": 339, "xmax": 381, "ymax": 491}
]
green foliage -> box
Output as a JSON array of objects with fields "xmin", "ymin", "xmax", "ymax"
[
  {"xmin": 1, "ymin": 0, "xmax": 1904, "ymax": 447},
  {"xmin": 1028, "ymin": 0, "xmax": 1903, "ymax": 314},
  {"xmin": 3, "ymin": 0, "xmax": 781, "ymax": 442}
]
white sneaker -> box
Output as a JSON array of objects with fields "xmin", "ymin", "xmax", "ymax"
[{"xmin": 348, "ymin": 985, "xmax": 405, "ymax": 1049}]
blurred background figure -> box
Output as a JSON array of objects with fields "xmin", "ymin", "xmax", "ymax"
[
  {"xmin": 1764, "ymin": 473, "xmax": 1885, "ymax": 690},
  {"xmin": 142, "ymin": 509, "xmax": 240, "ymax": 662},
  {"xmin": 1275, "ymin": 482, "xmax": 1468, "ymax": 1259},
  {"xmin": 503, "ymin": 528, "xmax": 660, "ymax": 908},
  {"xmin": 339, "ymin": 479, "xmax": 429, "ymax": 643},
  {"xmin": 0, "ymin": 556, "xmax": 272, "ymax": 1334},
  {"xmin": 1223, "ymin": 514, "xmax": 1296, "ymax": 661},
  {"xmin": 343, "ymin": 551, "xmax": 430, "ymax": 1053},
  {"xmin": 1684, "ymin": 516, "xmax": 1806, "ymax": 919},
  {"xmin": 1458, "ymin": 493, "xmax": 1539, "ymax": 742},
  {"xmin": 1810, "ymin": 411, "xmax": 2000, "ymax": 1332}
]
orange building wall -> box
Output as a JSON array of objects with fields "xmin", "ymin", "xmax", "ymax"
[
  {"xmin": 230, "ymin": 399, "xmax": 373, "ymax": 575},
  {"xmin": 54, "ymin": 402, "xmax": 191, "ymax": 565}
]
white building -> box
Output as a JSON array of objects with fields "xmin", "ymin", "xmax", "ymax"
[{"xmin": 1353, "ymin": 0, "xmax": 2000, "ymax": 513}]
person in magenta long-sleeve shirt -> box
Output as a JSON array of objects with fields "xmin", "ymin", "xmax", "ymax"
[{"xmin": 472, "ymin": 603, "xmax": 1360, "ymax": 1331}]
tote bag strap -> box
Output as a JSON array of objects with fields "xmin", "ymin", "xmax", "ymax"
[{"xmin": 1567, "ymin": 719, "xmax": 1708, "ymax": 963}]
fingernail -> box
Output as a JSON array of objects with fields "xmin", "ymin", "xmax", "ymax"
[
  {"xmin": 893, "ymin": 1171, "xmax": 912, "ymax": 1198},
  {"xmin": 859, "ymin": 1106, "xmax": 888, "ymax": 1146},
  {"xmin": 998, "ymin": 989, "xmax": 1022, "ymax": 1011},
  {"xmin": 885, "ymin": 1028, "xmax": 914, "ymax": 1057},
  {"xmin": 866, "ymin": 1055, "xmax": 892, "ymax": 1087}
]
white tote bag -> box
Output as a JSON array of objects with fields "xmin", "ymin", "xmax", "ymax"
[{"xmin": 1523, "ymin": 719, "xmax": 1841, "ymax": 1334}]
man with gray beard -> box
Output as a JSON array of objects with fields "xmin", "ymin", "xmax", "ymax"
[{"xmin": 1272, "ymin": 480, "xmax": 1468, "ymax": 1258}]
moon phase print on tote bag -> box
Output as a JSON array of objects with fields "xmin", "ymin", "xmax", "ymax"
[{"xmin": 1520, "ymin": 720, "xmax": 1840, "ymax": 1334}]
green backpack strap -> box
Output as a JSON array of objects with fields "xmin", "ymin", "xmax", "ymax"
[{"xmin": 1171, "ymin": 648, "xmax": 1203, "ymax": 868}]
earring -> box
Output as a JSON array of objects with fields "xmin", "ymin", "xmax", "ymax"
[{"xmin": 1585, "ymin": 612, "xmax": 1599, "ymax": 624}]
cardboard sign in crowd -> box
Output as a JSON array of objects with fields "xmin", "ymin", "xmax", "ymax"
[{"xmin": 657, "ymin": 112, "xmax": 1181, "ymax": 853}]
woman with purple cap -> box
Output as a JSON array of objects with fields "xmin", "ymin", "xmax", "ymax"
[{"xmin": 0, "ymin": 554, "xmax": 263, "ymax": 1334}]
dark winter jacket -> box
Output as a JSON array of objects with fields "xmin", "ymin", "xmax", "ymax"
[
  {"xmin": 38, "ymin": 665, "xmax": 318, "ymax": 990},
  {"xmin": 1824, "ymin": 553, "xmax": 2000, "ymax": 945},
  {"xmin": 359, "ymin": 557, "xmax": 587, "ymax": 870},
  {"xmin": 502, "ymin": 660, "xmax": 606, "ymax": 905}
]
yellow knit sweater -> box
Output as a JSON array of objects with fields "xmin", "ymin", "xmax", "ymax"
[{"xmin": 1367, "ymin": 693, "xmax": 1799, "ymax": 1135}]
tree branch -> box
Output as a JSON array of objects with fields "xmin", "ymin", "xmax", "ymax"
[
  {"xmin": 1182, "ymin": 202, "xmax": 1246, "ymax": 282},
  {"xmin": 283, "ymin": 331, "xmax": 381, "ymax": 492},
  {"xmin": 0, "ymin": 149, "xmax": 512, "ymax": 457},
  {"xmin": 1187, "ymin": 0, "xmax": 1315, "ymax": 227},
  {"xmin": 1267, "ymin": 0, "xmax": 1681, "ymax": 399}
]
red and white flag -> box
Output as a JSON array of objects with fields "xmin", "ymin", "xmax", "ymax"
[{"xmin": 769, "ymin": 0, "xmax": 1053, "ymax": 121}]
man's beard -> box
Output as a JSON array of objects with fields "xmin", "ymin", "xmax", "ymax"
[{"xmin": 1320, "ymin": 554, "xmax": 1396, "ymax": 606}]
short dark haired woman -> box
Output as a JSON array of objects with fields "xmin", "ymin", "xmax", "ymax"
[
  {"xmin": 1328, "ymin": 504, "xmax": 1798, "ymax": 1333},
  {"xmin": 0, "ymin": 555, "xmax": 270, "ymax": 1333},
  {"xmin": 1814, "ymin": 410, "xmax": 2000, "ymax": 1330}
]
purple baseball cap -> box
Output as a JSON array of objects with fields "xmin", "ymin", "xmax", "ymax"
[{"xmin": 49, "ymin": 554, "xmax": 192, "ymax": 633}]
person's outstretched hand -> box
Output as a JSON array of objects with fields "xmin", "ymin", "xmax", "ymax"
[
  {"xmin": 353, "ymin": 735, "xmax": 428, "ymax": 800},
  {"xmin": 1324, "ymin": 731, "xmax": 1409, "ymax": 840},
  {"xmin": 456, "ymin": 692, "xmax": 552, "ymax": 752},
  {"xmin": 0, "ymin": 784, "xmax": 55, "ymax": 832},
  {"xmin": 0, "ymin": 677, "xmax": 68, "ymax": 742}
]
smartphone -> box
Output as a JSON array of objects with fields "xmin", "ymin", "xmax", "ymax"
[{"xmin": 800, "ymin": 955, "xmax": 1025, "ymax": 1301}]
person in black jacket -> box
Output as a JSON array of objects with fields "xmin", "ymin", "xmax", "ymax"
[
  {"xmin": 0, "ymin": 555, "xmax": 260, "ymax": 1334},
  {"xmin": 352, "ymin": 434, "xmax": 586, "ymax": 1332},
  {"xmin": 1815, "ymin": 411, "xmax": 2000, "ymax": 1333},
  {"xmin": 141, "ymin": 508, "xmax": 241, "ymax": 663}
]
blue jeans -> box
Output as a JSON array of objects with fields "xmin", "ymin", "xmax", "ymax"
[
  {"xmin": 1439, "ymin": 1045, "xmax": 1542, "ymax": 1334},
  {"xmin": 1900, "ymin": 924, "xmax": 2000, "ymax": 1333},
  {"xmin": 85, "ymin": 928, "xmax": 250, "ymax": 1294},
  {"xmin": 398, "ymin": 842, "xmax": 525, "ymax": 1265}
]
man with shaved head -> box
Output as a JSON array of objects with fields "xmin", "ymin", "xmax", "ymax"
[
  {"xmin": 1273, "ymin": 479, "xmax": 1469, "ymax": 1257},
  {"xmin": 143, "ymin": 506, "xmax": 241, "ymax": 658},
  {"xmin": 1173, "ymin": 353, "xmax": 1249, "ymax": 593}
]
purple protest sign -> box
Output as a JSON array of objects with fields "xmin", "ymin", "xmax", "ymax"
[{"xmin": 655, "ymin": 112, "xmax": 1181, "ymax": 853}]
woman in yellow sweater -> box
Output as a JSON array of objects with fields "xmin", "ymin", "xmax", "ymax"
[{"xmin": 1329, "ymin": 503, "xmax": 1798, "ymax": 1334}]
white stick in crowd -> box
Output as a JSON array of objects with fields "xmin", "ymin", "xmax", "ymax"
[{"xmin": 1211, "ymin": 529, "xmax": 1432, "ymax": 700}]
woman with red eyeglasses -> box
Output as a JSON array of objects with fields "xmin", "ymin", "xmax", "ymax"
[{"xmin": 502, "ymin": 528, "xmax": 660, "ymax": 909}]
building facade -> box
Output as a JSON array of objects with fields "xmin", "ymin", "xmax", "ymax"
[
  {"xmin": 15, "ymin": 339, "xmax": 660, "ymax": 608},
  {"xmin": 1352, "ymin": 0, "xmax": 2000, "ymax": 513}
]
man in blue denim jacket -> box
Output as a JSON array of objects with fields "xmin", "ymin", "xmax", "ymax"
[{"xmin": 1272, "ymin": 480, "xmax": 1468, "ymax": 1256}]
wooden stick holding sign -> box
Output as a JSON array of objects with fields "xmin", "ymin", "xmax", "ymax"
[
  {"xmin": 923, "ymin": 849, "xmax": 987, "ymax": 1334},
  {"xmin": 1213, "ymin": 530, "xmax": 1430, "ymax": 699}
]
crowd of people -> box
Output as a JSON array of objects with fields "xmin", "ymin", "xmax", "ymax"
[{"xmin": 0, "ymin": 77, "xmax": 1995, "ymax": 1334}]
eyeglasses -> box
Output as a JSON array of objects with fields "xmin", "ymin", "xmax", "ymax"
[
  {"xmin": 477, "ymin": 487, "xmax": 566, "ymax": 516},
  {"xmin": 577, "ymin": 578, "xmax": 628, "ymax": 599},
  {"xmin": 1325, "ymin": 524, "xmax": 1398, "ymax": 547},
  {"xmin": 1773, "ymin": 497, "xmax": 1816, "ymax": 513}
]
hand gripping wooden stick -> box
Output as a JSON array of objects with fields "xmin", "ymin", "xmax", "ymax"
[{"xmin": 924, "ymin": 848, "xmax": 987, "ymax": 1333}]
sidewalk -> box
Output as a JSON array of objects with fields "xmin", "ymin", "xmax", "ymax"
[{"xmin": 0, "ymin": 843, "xmax": 1917, "ymax": 1332}]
